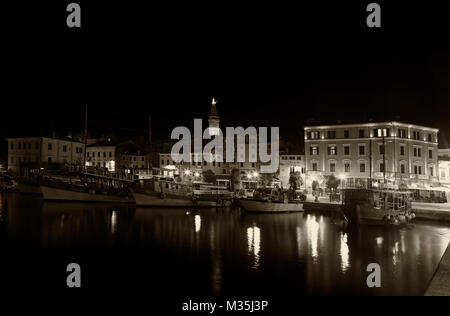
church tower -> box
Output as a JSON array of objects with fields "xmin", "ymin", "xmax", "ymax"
[{"xmin": 208, "ymin": 98, "xmax": 220, "ymax": 136}]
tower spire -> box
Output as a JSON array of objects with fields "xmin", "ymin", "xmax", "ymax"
[{"xmin": 208, "ymin": 98, "xmax": 220, "ymax": 136}]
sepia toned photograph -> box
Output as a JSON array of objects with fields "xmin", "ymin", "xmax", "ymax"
[{"xmin": 1, "ymin": 1, "xmax": 449, "ymax": 311}]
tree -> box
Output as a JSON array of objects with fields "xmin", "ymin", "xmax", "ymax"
[
  {"xmin": 230, "ymin": 168, "xmax": 241, "ymax": 191},
  {"xmin": 289, "ymin": 171, "xmax": 303, "ymax": 191},
  {"xmin": 260, "ymin": 173, "xmax": 275, "ymax": 187},
  {"xmin": 326, "ymin": 174, "xmax": 341, "ymax": 193},
  {"xmin": 202, "ymin": 169, "xmax": 216, "ymax": 184}
]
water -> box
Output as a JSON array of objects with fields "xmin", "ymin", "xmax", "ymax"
[{"xmin": 1, "ymin": 192, "xmax": 450, "ymax": 296}]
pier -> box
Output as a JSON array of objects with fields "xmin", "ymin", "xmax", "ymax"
[
  {"xmin": 425, "ymin": 243, "xmax": 450, "ymax": 296},
  {"xmin": 302, "ymin": 195, "xmax": 450, "ymax": 222}
]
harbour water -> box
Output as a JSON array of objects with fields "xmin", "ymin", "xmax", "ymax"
[{"xmin": 1, "ymin": 192, "xmax": 450, "ymax": 296}]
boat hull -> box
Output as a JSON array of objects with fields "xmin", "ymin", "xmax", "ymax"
[
  {"xmin": 238, "ymin": 199, "xmax": 304, "ymax": 213},
  {"xmin": 41, "ymin": 185, "xmax": 133, "ymax": 203},
  {"xmin": 17, "ymin": 182, "xmax": 42, "ymax": 195},
  {"xmin": 133, "ymin": 192, "xmax": 218, "ymax": 208}
]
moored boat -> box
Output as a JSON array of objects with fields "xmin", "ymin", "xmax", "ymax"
[
  {"xmin": 41, "ymin": 184, "xmax": 133, "ymax": 203},
  {"xmin": 342, "ymin": 188, "xmax": 415, "ymax": 225},
  {"xmin": 133, "ymin": 177, "xmax": 233, "ymax": 207}
]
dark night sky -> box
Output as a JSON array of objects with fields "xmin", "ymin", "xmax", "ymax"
[{"xmin": 2, "ymin": 1, "xmax": 450, "ymax": 157}]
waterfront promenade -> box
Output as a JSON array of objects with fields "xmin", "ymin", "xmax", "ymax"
[{"xmin": 425, "ymin": 243, "xmax": 450, "ymax": 296}]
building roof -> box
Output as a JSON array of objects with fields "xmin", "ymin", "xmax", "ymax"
[{"xmin": 304, "ymin": 121, "xmax": 439, "ymax": 133}]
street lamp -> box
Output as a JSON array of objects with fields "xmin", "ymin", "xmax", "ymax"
[{"xmin": 252, "ymin": 171, "xmax": 259, "ymax": 178}]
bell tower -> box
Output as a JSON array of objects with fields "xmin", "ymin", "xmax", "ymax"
[{"xmin": 208, "ymin": 98, "xmax": 220, "ymax": 136}]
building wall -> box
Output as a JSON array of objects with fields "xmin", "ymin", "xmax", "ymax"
[
  {"xmin": 86, "ymin": 145, "xmax": 116, "ymax": 171},
  {"xmin": 439, "ymin": 160, "xmax": 450, "ymax": 185},
  {"xmin": 7, "ymin": 137, "xmax": 85, "ymax": 172},
  {"xmin": 304, "ymin": 122, "xmax": 439, "ymax": 188},
  {"xmin": 438, "ymin": 149, "xmax": 450, "ymax": 158},
  {"xmin": 279, "ymin": 155, "xmax": 305, "ymax": 189}
]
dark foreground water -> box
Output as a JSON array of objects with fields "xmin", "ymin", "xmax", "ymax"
[{"xmin": 1, "ymin": 192, "xmax": 450, "ymax": 296}]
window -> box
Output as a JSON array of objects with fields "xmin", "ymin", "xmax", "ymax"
[
  {"xmin": 380, "ymin": 163, "xmax": 385, "ymax": 173},
  {"xmin": 110, "ymin": 152, "xmax": 113, "ymax": 158},
  {"xmin": 328, "ymin": 146, "xmax": 337, "ymax": 155},
  {"xmin": 399, "ymin": 129, "xmax": 407, "ymax": 138},
  {"xmin": 48, "ymin": 143, "xmax": 52, "ymax": 151},
  {"xmin": 311, "ymin": 131, "xmax": 320, "ymax": 140},
  {"xmin": 360, "ymin": 163, "xmax": 366, "ymax": 173},
  {"xmin": 429, "ymin": 167, "xmax": 434, "ymax": 177},
  {"xmin": 103, "ymin": 152, "xmax": 107, "ymax": 158},
  {"xmin": 330, "ymin": 163, "xmax": 336, "ymax": 172},
  {"xmin": 414, "ymin": 166, "xmax": 422, "ymax": 175},
  {"xmin": 400, "ymin": 145, "xmax": 405, "ymax": 156},
  {"xmin": 327, "ymin": 131, "xmax": 336, "ymax": 139},
  {"xmin": 359, "ymin": 129, "xmax": 365, "ymax": 138},
  {"xmin": 440, "ymin": 170, "xmax": 446, "ymax": 179},
  {"xmin": 123, "ymin": 157, "xmax": 126, "ymax": 161},
  {"xmin": 63, "ymin": 145, "xmax": 67, "ymax": 152},
  {"xmin": 134, "ymin": 157, "xmax": 137, "ymax": 161},
  {"xmin": 375, "ymin": 128, "xmax": 389, "ymax": 137},
  {"xmin": 161, "ymin": 160, "xmax": 164, "ymax": 165},
  {"xmin": 251, "ymin": 163, "xmax": 256, "ymax": 168},
  {"xmin": 359, "ymin": 145, "xmax": 365, "ymax": 156},
  {"xmin": 218, "ymin": 162, "xmax": 221, "ymax": 167},
  {"xmin": 141, "ymin": 157, "xmax": 144, "ymax": 161},
  {"xmin": 240, "ymin": 163, "xmax": 244, "ymax": 168},
  {"xmin": 344, "ymin": 145, "xmax": 350, "ymax": 156},
  {"xmin": 413, "ymin": 147, "xmax": 422, "ymax": 157},
  {"xmin": 428, "ymin": 134, "xmax": 432, "ymax": 142},
  {"xmin": 379, "ymin": 144, "xmax": 385, "ymax": 155},
  {"xmin": 413, "ymin": 131, "xmax": 420, "ymax": 140},
  {"xmin": 98, "ymin": 152, "xmax": 101, "ymax": 158},
  {"xmin": 401, "ymin": 164, "xmax": 406, "ymax": 174},
  {"xmin": 312, "ymin": 163, "xmax": 318, "ymax": 171},
  {"xmin": 310, "ymin": 146, "xmax": 319, "ymax": 155},
  {"xmin": 167, "ymin": 160, "xmax": 170, "ymax": 165},
  {"xmin": 428, "ymin": 149, "xmax": 433, "ymax": 159},
  {"xmin": 10, "ymin": 143, "xmax": 14, "ymax": 150},
  {"xmin": 344, "ymin": 163, "xmax": 350, "ymax": 173},
  {"xmin": 48, "ymin": 157, "xmax": 52, "ymax": 163},
  {"xmin": 344, "ymin": 130, "xmax": 349, "ymax": 138}
]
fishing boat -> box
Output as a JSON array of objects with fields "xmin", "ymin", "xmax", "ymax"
[
  {"xmin": 132, "ymin": 177, "xmax": 233, "ymax": 207},
  {"xmin": 341, "ymin": 188, "xmax": 415, "ymax": 225},
  {"xmin": 238, "ymin": 188, "xmax": 304, "ymax": 213},
  {"xmin": 40, "ymin": 175, "xmax": 134, "ymax": 203}
]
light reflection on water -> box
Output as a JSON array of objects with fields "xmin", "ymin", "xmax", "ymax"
[
  {"xmin": 247, "ymin": 225, "xmax": 261, "ymax": 269},
  {"xmin": 1, "ymin": 193, "xmax": 450, "ymax": 295}
]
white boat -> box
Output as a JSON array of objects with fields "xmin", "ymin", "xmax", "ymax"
[
  {"xmin": 238, "ymin": 198, "xmax": 304, "ymax": 213},
  {"xmin": 132, "ymin": 191, "xmax": 217, "ymax": 207}
]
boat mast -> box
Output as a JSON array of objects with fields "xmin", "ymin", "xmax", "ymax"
[
  {"xmin": 83, "ymin": 104, "xmax": 88, "ymax": 176},
  {"xmin": 382, "ymin": 129, "xmax": 387, "ymax": 186},
  {"xmin": 369, "ymin": 138, "xmax": 372, "ymax": 189}
]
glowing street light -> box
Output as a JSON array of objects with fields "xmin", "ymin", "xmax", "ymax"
[
  {"xmin": 194, "ymin": 172, "xmax": 200, "ymax": 178},
  {"xmin": 184, "ymin": 170, "xmax": 191, "ymax": 176},
  {"xmin": 252, "ymin": 171, "xmax": 259, "ymax": 178}
]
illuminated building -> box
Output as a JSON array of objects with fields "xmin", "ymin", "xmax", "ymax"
[
  {"xmin": 304, "ymin": 122, "xmax": 439, "ymax": 189},
  {"xmin": 7, "ymin": 136, "xmax": 85, "ymax": 173}
]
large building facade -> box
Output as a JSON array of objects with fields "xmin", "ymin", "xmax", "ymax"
[
  {"xmin": 304, "ymin": 122, "xmax": 439, "ymax": 189},
  {"xmin": 7, "ymin": 137, "xmax": 85, "ymax": 173}
]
